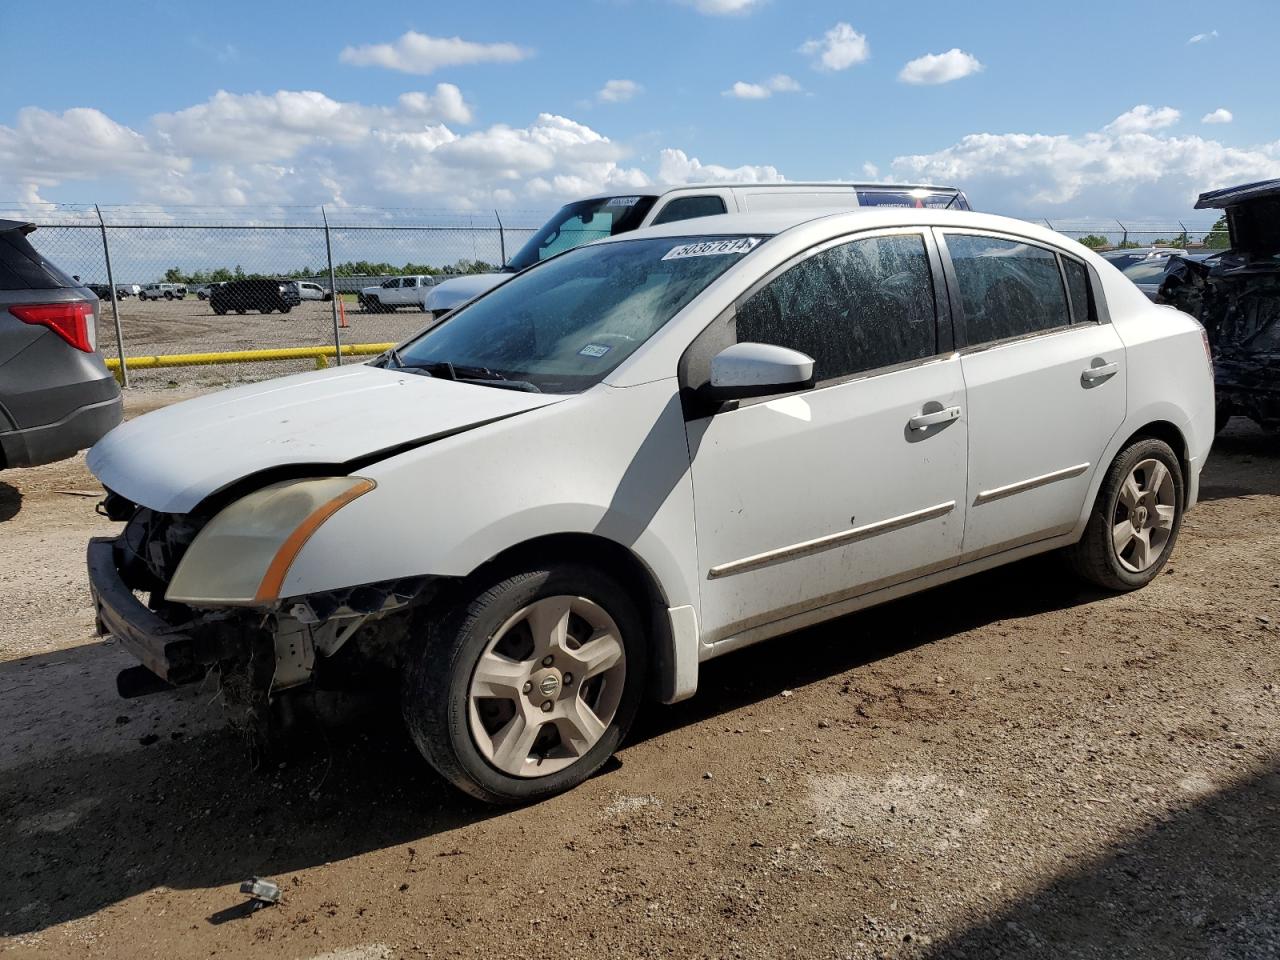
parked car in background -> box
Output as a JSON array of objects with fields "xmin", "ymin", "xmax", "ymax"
[
  {"xmin": 138, "ymin": 283, "xmax": 186, "ymax": 301},
  {"xmin": 1160, "ymin": 178, "xmax": 1280, "ymax": 433},
  {"xmin": 0, "ymin": 220, "xmax": 123, "ymax": 468},
  {"xmin": 295, "ymin": 281, "xmax": 331, "ymax": 302},
  {"xmin": 358, "ymin": 275, "xmax": 436, "ymax": 312},
  {"xmin": 194, "ymin": 283, "xmax": 226, "ymax": 301},
  {"xmin": 423, "ymin": 182, "xmax": 973, "ymax": 317},
  {"xmin": 209, "ymin": 277, "xmax": 302, "ymax": 315},
  {"xmin": 86, "ymin": 207, "xmax": 1211, "ymax": 804},
  {"xmin": 1101, "ymin": 248, "xmax": 1187, "ymax": 300}
]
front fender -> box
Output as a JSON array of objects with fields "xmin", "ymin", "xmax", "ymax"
[{"xmin": 279, "ymin": 380, "xmax": 700, "ymax": 613}]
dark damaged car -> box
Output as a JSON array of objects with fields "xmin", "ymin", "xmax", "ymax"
[{"xmin": 1161, "ymin": 179, "xmax": 1280, "ymax": 433}]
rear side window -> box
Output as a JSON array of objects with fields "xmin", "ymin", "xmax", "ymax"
[
  {"xmin": 0, "ymin": 227, "xmax": 74, "ymax": 290},
  {"xmin": 651, "ymin": 195, "xmax": 728, "ymax": 225},
  {"xmin": 946, "ymin": 234, "xmax": 1070, "ymax": 345},
  {"xmin": 857, "ymin": 189, "xmax": 968, "ymax": 210},
  {"xmin": 736, "ymin": 233, "xmax": 938, "ymax": 383},
  {"xmin": 1062, "ymin": 258, "xmax": 1096, "ymax": 324}
]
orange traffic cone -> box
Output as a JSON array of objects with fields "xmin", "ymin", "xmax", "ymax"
[{"xmin": 338, "ymin": 298, "xmax": 349, "ymax": 328}]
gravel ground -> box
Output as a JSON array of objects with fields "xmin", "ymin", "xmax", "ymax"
[
  {"xmin": 104, "ymin": 297, "xmax": 431, "ymax": 388},
  {"xmin": 0, "ymin": 395, "xmax": 1277, "ymax": 960}
]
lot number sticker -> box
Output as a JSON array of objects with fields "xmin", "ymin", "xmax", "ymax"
[
  {"xmin": 662, "ymin": 237, "xmax": 762, "ymax": 261},
  {"xmin": 606, "ymin": 196, "xmax": 642, "ymax": 207},
  {"xmin": 578, "ymin": 343, "xmax": 612, "ymax": 358}
]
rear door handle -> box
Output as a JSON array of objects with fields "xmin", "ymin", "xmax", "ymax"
[
  {"xmin": 908, "ymin": 405, "xmax": 962, "ymax": 431},
  {"xmin": 1081, "ymin": 361, "xmax": 1119, "ymax": 383}
]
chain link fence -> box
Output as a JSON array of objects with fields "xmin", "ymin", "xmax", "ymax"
[
  {"xmin": 1, "ymin": 202, "xmax": 1226, "ymax": 387},
  {"xmin": 1, "ymin": 204, "xmax": 538, "ymax": 387}
]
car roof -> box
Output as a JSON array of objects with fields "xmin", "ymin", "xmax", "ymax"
[
  {"xmin": 575, "ymin": 182, "xmax": 965, "ymax": 203},
  {"xmin": 594, "ymin": 208, "xmax": 1082, "ymax": 247}
]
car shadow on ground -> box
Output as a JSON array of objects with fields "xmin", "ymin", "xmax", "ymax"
[
  {"xmin": 922, "ymin": 761, "xmax": 1280, "ymax": 958},
  {"xmin": 0, "ymin": 481, "xmax": 21, "ymax": 522},
  {"xmin": 0, "ymin": 553, "xmax": 1106, "ymax": 937},
  {"xmin": 1197, "ymin": 419, "xmax": 1280, "ymax": 502}
]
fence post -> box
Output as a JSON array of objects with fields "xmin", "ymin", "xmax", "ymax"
[
  {"xmin": 494, "ymin": 209, "xmax": 506, "ymax": 267},
  {"xmin": 1116, "ymin": 220, "xmax": 1128, "ymax": 247},
  {"xmin": 95, "ymin": 204, "xmax": 129, "ymax": 387},
  {"xmin": 321, "ymin": 206, "xmax": 342, "ymax": 366}
]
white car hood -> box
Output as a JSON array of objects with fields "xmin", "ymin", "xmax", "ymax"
[
  {"xmin": 424, "ymin": 273, "xmax": 509, "ymax": 311},
  {"xmin": 88, "ymin": 365, "xmax": 564, "ymax": 513}
]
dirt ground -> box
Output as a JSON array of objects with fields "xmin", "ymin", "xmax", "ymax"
[
  {"xmin": 1, "ymin": 393, "xmax": 1278, "ymax": 960},
  {"xmin": 105, "ymin": 297, "xmax": 432, "ymax": 388}
]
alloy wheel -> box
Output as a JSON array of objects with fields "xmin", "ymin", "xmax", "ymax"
[
  {"xmin": 1112, "ymin": 457, "xmax": 1176, "ymax": 573},
  {"xmin": 467, "ymin": 595, "xmax": 626, "ymax": 778}
]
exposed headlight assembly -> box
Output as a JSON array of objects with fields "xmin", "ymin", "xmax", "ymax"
[{"xmin": 166, "ymin": 477, "xmax": 375, "ymax": 606}]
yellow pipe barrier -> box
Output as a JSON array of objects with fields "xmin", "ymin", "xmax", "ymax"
[{"xmin": 105, "ymin": 342, "xmax": 396, "ymax": 377}]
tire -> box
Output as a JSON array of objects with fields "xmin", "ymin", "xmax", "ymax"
[
  {"xmin": 164, "ymin": 292, "xmax": 174, "ymax": 300},
  {"xmin": 1068, "ymin": 437, "xmax": 1184, "ymax": 591},
  {"xmin": 403, "ymin": 563, "xmax": 648, "ymax": 805},
  {"xmin": 368, "ymin": 297, "xmax": 383, "ymax": 313},
  {"xmin": 213, "ymin": 305, "xmax": 227, "ymax": 315},
  {"xmin": 281, "ymin": 304, "xmax": 293, "ymax": 314},
  {"xmin": 235, "ymin": 308, "xmax": 247, "ymax": 315}
]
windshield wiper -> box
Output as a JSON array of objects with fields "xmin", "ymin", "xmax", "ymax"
[{"xmin": 397, "ymin": 359, "xmax": 541, "ymax": 393}]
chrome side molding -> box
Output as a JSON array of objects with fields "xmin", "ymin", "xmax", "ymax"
[
  {"xmin": 973, "ymin": 462, "xmax": 1090, "ymax": 506},
  {"xmin": 707, "ymin": 501, "xmax": 956, "ymax": 580}
]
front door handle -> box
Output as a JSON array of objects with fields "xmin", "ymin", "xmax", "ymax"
[
  {"xmin": 908, "ymin": 405, "xmax": 962, "ymax": 431},
  {"xmin": 1081, "ymin": 361, "xmax": 1119, "ymax": 383}
]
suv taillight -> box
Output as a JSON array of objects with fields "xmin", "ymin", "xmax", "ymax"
[{"xmin": 11, "ymin": 301, "xmax": 96, "ymax": 353}]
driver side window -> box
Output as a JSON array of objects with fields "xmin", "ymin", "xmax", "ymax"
[{"xmin": 735, "ymin": 233, "xmax": 939, "ymax": 384}]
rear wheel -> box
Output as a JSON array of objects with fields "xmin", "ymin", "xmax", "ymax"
[
  {"xmin": 213, "ymin": 304, "xmax": 227, "ymax": 315},
  {"xmin": 235, "ymin": 307, "xmax": 246, "ymax": 315},
  {"xmin": 1068, "ymin": 438, "xmax": 1183, "ymax": 591},
  {"xmin": 403, "ymin": 564, "xmax": 647, "ymax": 805},
  {"xmin": 164, "ymin": 292, "xmax": 174, "ymax": 300}
]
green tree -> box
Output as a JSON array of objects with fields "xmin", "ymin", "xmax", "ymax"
[
  {"xmin": 1204, "ymin": 214, "xmax": 1230, "ymax": 249},
  {"xmin": 163, "ymin": 266, "xmax": 185, "ymax": 283},
  {"xmin": 1075, "ymin": 234, "xmax": 1110, "ymax": 250}
]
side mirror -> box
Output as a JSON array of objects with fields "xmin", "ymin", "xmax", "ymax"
[{"xmin": 705, "ymin": 342, "xmax": 815, "ymax": 402}]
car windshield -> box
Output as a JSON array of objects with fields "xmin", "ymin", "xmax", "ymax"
[
  {"xmin": 505, "ymin": 196, "xmax": 659, "ymax": 272},
  {"xmin": 391, "ymin": 234, "xmax": 766, "ymax": 393}
]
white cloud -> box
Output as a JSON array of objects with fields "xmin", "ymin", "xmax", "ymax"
[
  {"xmin": 1202, "ymin": 108, "xmax": 1233, "ymax": 125},
  {"xmin": 597, "ymin": 79, "xmax": 642, "ymax": 103},
  {"xmin": 1187, "ymin": 30, "xmax": 1218, "ymax": 44},
  {"xmin": 861, "ymin": 162, "xmax": 880, "ymax": 178},
  {"xmin": 898, "ymin": 49, "xmax": 984, "ymax": 85},
  {"xmin": 722, "ymin": 75, "xmax": 801, "ymax": 100},
  {"xmin": 889, "ymin": 122, "xmax": 1280, "ymax": 218},
  {"xmin": 800, "ymin": 23, "xmax": 870, "ymax": 71},
  {"xmin": 0, "ymin": 106, "xmax": 186, "ymax": 191},
  {"xmin": 658, "ymin": 148, "xmax": 784, "ymax": 184},
  {"xmin": 724, "ymin": 81, "xmax": 770, "ymax": 100},
  {"xmin": 338, "ymin": 31, "xmax": 530, "ymax": 75},
  {"xmin": 1104, "ymin": 104, "xmax": 1181, "ymax": 134},
  {"xmin": 681, "ymin": 0, "xmax": 764, "ymax": 15}
]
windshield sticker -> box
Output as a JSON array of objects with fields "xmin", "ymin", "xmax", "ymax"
[
  {"xmin": 579, "ymin": 343, "xmax": 612, "ymax": 358},
  {"xmin": 662, "ymin": 237, "xmax": 762, "ymax": 261},
  {"xmin": 606, "ymin": 196, "xmax": 641, "ymax": 207}
]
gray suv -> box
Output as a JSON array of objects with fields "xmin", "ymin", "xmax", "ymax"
[{"xmin": 0, "ymin": 220, "xmax": 123, "ymax": 468}]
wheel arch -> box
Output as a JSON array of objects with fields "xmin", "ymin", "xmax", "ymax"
[
  {"xmin": 424, "ymin": 531, "xmax": 685, "ymax": 705},
  {"xmin": 1117, "ymin": 419, "xmax": 1190, "ymax": 504}
]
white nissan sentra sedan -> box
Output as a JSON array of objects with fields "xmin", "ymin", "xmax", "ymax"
[{"xmin": 86, "ymin": 209, "xmax": 1214, "ymax": 803}]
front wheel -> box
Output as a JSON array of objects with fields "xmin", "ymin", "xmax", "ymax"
[
  {"xmin": 403, "ymin": 564, "xmax": 648, "ymax": 805},
  {"xmin": 1068, "ymin": 437, "xmax": 1184, "ymax": 591}
]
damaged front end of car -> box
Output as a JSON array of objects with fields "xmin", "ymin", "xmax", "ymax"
[
  {"xmin": 1160, "ymin": 179, "xmax": 1280, "ymax": 431},
  {"xmin": 88, "ymin": 485, "xmax": 443, "ymax": 730}
]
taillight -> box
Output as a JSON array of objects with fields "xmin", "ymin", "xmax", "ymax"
[
  {"xmin": 1198, "ymin": 323, "xmax": 1213, "ymax": 369},
  {"xmin": 11, "ymin": 301, "xmax": 96, "ymax": 353}
]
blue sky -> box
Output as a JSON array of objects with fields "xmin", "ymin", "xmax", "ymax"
[{"xmin": 1, "ymin": 0, "xmax": 1277, "ymax": 221}]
